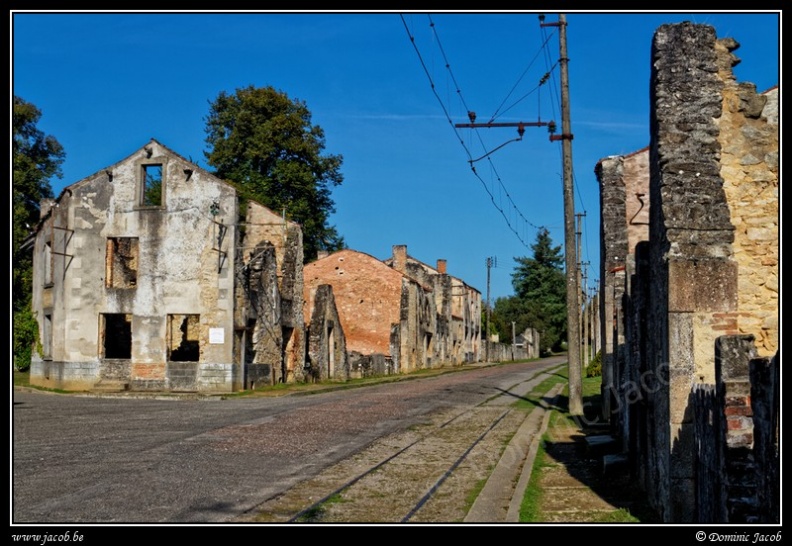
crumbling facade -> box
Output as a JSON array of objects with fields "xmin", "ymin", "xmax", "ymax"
[
  {"xmin": 384, "ymin": 245, "xmax": 482, "ymax": 365},
  {"xmin": 305, "ymin": 283, "xmax": 348, "ymax": 381},
  {"xmin": 514, "ymin": 327, "xmax": 541, "ymax": 360},
  {"xmin": 303, "ymin": 245, "xmax": 482, "ymax": 378},
  {"xmin": 595, "ymin": 23, "xmax": 778, "ymax": 522},
  {"xmin": 30, "ymin": 139, "xmax": 305, "ymax": 393},
  {"xmin": 596, "ymin": 146, "xmax": 650, "ymax": 424}
]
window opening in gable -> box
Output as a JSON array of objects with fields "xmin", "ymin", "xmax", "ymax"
[
  {"xmin": 141, "ymin": 164, "xmax": 163, "ymax": 206},
  {"xmin": 44, "ymin": 241, "xmax": 53, "ymax": 286},
  {"xmin": 167, "ymin": 314, "xmax": 200, "ymax": 362},
  {"xmin": 42, "ymin": 313, "xmax": 53, "ymax": 359},
  {"xmin": 105, "ymin": 237, "xmax": 139, "ymax": 288},
  {"xmin": 102, "ymin": 313, "xmax": 132, "ymax": 359}
]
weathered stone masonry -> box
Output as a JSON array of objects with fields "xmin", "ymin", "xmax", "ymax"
[
  {"xmin": 595, "ymin": 22, "xmax": 778, "ymax": 523},
  {"xmin": 596, "ymin": 146, "xmax": 651, "ymax": 461},
  {"xmin": 303, "ymin": 245, "xmax": 483, "ymax": 378},
  {"xmin": 647, "ymin": 23, "xmax": 778, "ymax": 522},
  {"xmin": 306, "ymin": 283, "xmax": 348, "ymax": 381},
  {"xmin": 303, "ymin": 249, "xmax": 412, "ymax": 377},
  {"xmin": 30, "ymin": 139, "xmax": 306, "ymax": 393}
]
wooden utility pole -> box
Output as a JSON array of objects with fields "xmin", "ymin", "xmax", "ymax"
[
  {"xmin": 484, "ymin": 256, "xmax": 496, "ymax": 362},
  {"xmin": 592, "ymin": 284, "xmax": 600, "ymax": 355},
  {"xmin": 512, "ymin": 321, "xmax": 516, "ymax": 360},
  {"xmin": 543, "ymin": 13, "xmax": 582, "ymax": 415},
  {"xmin": 576, "ymin": 212, "xmax": 585, "ymax": 369},
  {"xmin": 582, "ymin": 261, "xmax": 589, "ymax": 367}
]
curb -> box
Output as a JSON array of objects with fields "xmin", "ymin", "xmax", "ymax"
[
  {"xmin": 505, "ymin": 383, "xmax": 564, "ymax": 521},
  {"xmin": 464, "ymin": 380, "xmax": 564, "ymax": 523}
]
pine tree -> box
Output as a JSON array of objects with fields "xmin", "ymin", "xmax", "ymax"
[{"xmin": 509, "ymin": 227, "xmax": 567, "ymax": 353}]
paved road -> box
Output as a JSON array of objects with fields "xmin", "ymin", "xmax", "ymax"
[{"xmin": 13, "ymin": 358, "xmax": 564, "ymax": 523}]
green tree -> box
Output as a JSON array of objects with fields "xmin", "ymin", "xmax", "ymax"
[
  {"xmin": 13, "ymin": 96, "xmax": 65, "ymax": 369},
  {"xmin": 204, "ymin": 85, "xmax": 345, "ymax": 261},
  {"xmin": 492, "ymin": 295, "xmax": 529, "ymax": 344},
  {"xmin": 510, "ymin": 227, "xmax": 567, "ymax": 354}
]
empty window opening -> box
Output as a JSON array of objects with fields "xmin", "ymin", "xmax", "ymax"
[
  {"xmin": 327, "ymin": 322, "xmax": 335, "ymax": 378},
  {"xmin": 168, "ymin": 314, "xmax": 200, "ymax": 362},
  {"xmin": 42, "ymin": 313, "xmax": 53, "ymax": 359},
  {"xmin": 44, "ymin": 242, "xmax": 53, "ymax": 286},
  {"xmin": 141, "ymin": 164, "xmax": 163, "ymax": 206},
  {"xmin": 102, "ymin": 314, "xmax": 132, "ymax": 359},
  {"xmin": 281, "ymin": 326, "xmax": 295, "ymax": 383},
  {"xmin": 424, "ymin": 332, "xmax": 433, "ymax": 367},
  {"xmin": 105, "ymin": 237, "xmax": 139, "ymax": 288}
]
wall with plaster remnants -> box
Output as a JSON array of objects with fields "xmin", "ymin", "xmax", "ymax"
[
  {"xmin": 303, "ymin": 245, "xmax": 483, "ymax": 377},
  {"xmin": 31, "ymin": 139, "xmax": 305, "ymax": 392}
]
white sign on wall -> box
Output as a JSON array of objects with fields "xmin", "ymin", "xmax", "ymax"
[{"xmin": 209, "ymin": 328, "xmax": 225, "ymax": 345}]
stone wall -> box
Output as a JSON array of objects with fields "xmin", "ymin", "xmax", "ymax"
[
  {"xmin": 596, "ymin": 22, "xmax": 778, "ymax": 523},
  {"xmin": 645, "ymin": 22, "xmax": 777, "ymax": 522},
  {"xmin": 717, "ymin": 74, "xmax": 778, "ymax": 356},
  {"xmin": 30, "ymin": 139, "xmax": 305, "ymax": 393},
  {"xmin": 596, "ymin": 156, "xmax": 628, "ymax": 421},
  {"xmin": 238, "ymin": 201, "xmax": 306, "ymax": 385},
  {"xmin": 304, "ymin": 246, "xmax": 483, "ymax": 378},
  {"xmin": 306, "ymin": 284, "xmax": 349, "ymax": 381},
  {"xmin": 692, "ymin": 335, "xmax": 779, "ymax": 523},
  {"xmin": 484, "ymin": 327, "xmax": 540, "ymax": 362},
  {"xmin": 484, "ymin": 341, "xmax": 534, "ymax": 363},
  {"xmin": 303, "ymin": 249, "xmax": 406, "ymax": 358},
  {"xmin": 647, "ymin": 21, "xmax": 737, "ymax": 522}
]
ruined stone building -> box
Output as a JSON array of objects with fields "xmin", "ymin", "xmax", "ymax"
[
  {"xmin": 596, "ymin": 146, "xmax": 650, "ymax": 436},
  {"xmin": 303, "ymin": 245, "xmax": 482, "ymax": 379},
  {"xmin": 383, "ymin": 245, "xmax": 482, "ymax": 366},
  {"xmin": 513, "ymin": 328, "xmax": 541, "ymax": 360},
  {"xmin": 595, "ymin": 23, "xmax": 778, "ymax": 522},
  {"xmin": 30, "ymin": 139, "xmax": 305, "ymax": 393}
]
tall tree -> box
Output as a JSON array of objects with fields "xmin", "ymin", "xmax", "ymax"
[
  {"xmin": 510, "ymin": 227, "xmax": 567, "ymax": 354},
  {"xmin": 13, "ymin": 96, "xmax": 65, "ymax": 368},
  {"xmin": 204, "ymin": 85, "xmax": 345, "ymax": 261}
]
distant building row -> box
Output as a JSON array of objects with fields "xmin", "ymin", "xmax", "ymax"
[{"xmin": 29, "ymin": 140, "xmax": 542, "ymax": 393}]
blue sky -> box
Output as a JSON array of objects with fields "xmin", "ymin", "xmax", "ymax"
[{"xmin": 12, "ymin": 11, "xmax": 780, "ymax": 303}]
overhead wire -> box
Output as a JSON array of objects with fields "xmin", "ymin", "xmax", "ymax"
[
  {"xmin": 489, "ymin": 31, "xmax": 558, "ymax": 123},
  {"xmin": 540, "ymin": 16, "xmax": 593, "ymax": 271},
  {"xmin": 403, "ymin": 14, "xmax": 553, "ymax": 250},
  {"xmin": 403, "ymin": 13, "xmax": 594, "ymax": 266}
]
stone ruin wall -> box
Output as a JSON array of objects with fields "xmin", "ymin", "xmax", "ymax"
[
  {"xmin": 715, "ymin": 46, "xmax": 778, "ymax": 356},
  {"xmin": 634, "ymin": 21, "xmax": 778, "ymax": 522}
]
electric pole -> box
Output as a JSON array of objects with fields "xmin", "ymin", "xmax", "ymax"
[
  {"xmin": 484, "ymin": 256, "xmax": 497, "ymax": 362},
  {"xmin": 512, "ymin": 321, "xmax": 516, "ymax": 361},
  {"xmin": 582, "ymin": 261, "xmax": 589, "ymax": 367},
  {"xmin": 543, "ymin": 13, "xmax": 582, "ymax": 415},
  {"xmin": 576, "ymin": 212, "xmax": 586, "ymax": 370},
  {"xmin": 593, "ymin": 283, "xmax": 600, "ymax": 355}
]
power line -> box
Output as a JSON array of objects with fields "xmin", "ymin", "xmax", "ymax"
[
  {"xmin": 402, "ymin": 14, "xmax": 552, "ymax": 250},
  {"xmin": 489, "ymin": 32, "xmax": 556, "ymax": 122}
]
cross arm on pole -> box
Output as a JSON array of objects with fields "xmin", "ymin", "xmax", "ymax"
[{"xmin": 454, "ymin": 120, "xmax": 553, "ymax": 138}]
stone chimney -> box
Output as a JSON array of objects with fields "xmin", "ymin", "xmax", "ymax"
[
  {"xmin": 437, "ymin": 259, "xmax": 447, "ymax": 274},
  {"xmin": 317, "ymin": 250, "xmax": 329, "ymax": 260},
  {"xmin": 392, "ymin": 245, "xmax": 407, "ymax": 274},
  {"xmin": 39, "ymin": 198, "xmax": 55, "ymax": 220}
]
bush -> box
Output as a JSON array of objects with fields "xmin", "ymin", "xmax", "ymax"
[
  {"xmin": 13, "ymin": 307, "xmax": 39, "ymax": 371},
  {"xmin": 586, "ymin": 350, "xmax": 602, "ymax": 378}
]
